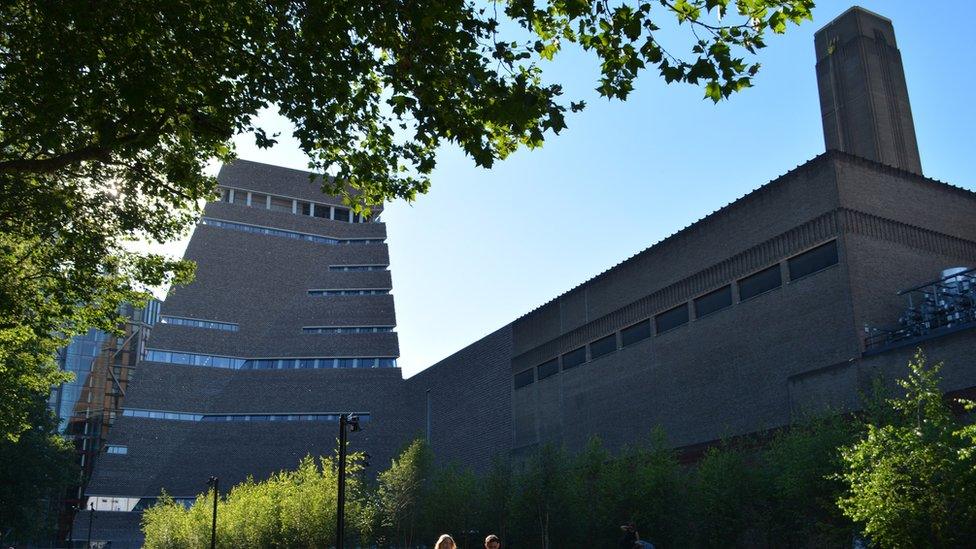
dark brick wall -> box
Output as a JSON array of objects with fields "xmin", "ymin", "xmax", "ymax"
[
  {"xmin": 88, "ymin": 368, "xmax": 410, "ymax": 498},
  {"xmin": 88, "ymin": 161, "xmax": 405, "ymax": 507},
  {"xmin": 509, "ymin": 152, "xmax": 976, "ymax": 456},
  {"xmin": 404, "ymin": 325, "xmax": 514, "ymax": 474},
  {"xmin": 217, "ymin": 158, "xmax": 385, "ymax": 213}
]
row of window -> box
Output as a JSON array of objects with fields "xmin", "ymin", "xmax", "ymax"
[
  {"xmin": 307, "ymin": 289, "xmax": 391, "ymax": 296},
  {"xmin": 219, "ymin": 187, "xmax": 371, "ymax": 223},
  {"xmin": 159, "ymin": 316, "xmax": 239, "ymax": 332},
  {"xmin": 329, "ymin": 265, "xmax": 388, "ymax": 272},
  {"xmin": 122, "ymin": 409, "xmax": 371, "ymax": 423},
  {"xmin": 302, "ymin": 326, "xmax": 394, "ymax": 334},
  {"xmin": 200, "ymin": 218, "xmax": 384, "ymax": 246},
  {"xmin": 145, "ymin": 349, "xmax": 397, "ymax": 369},
  {"xmin": 106, "ymin": 445, "xmax": 128, "ymax": 455},
  {"xmin": 514, "ymin": 240, "xmax": 840, "ymax": 389}
]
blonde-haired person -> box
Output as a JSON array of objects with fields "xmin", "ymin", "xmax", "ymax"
[{"xmin": 435, "ymin": 534, "xmax": 457, "ymax": 549}]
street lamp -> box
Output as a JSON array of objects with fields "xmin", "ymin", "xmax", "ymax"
[
  {"xmin": 86, "ymin": 502, "xmax": 95, "ymax": 549},
  {"xmin": 206, "ymin": 476, "xmax": 219, "ymax": 549},
  {"xmin": 335, "ymin": 413, "xmax": 360, "ymax": 549}
]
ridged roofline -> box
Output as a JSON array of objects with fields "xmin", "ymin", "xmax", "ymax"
[{"xmin": 514, "ymin": 150, "xmax": 975, "ymax": 322}]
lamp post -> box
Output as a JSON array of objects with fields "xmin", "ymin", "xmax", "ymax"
[
  {"xmin": 335, "ymin": 413, "xmax": 360, "ymax": 549},
  {"xmin": 207, "ymin": 476, "xmax": 219, "ymax": 549},
  {"xmin": 86, "ymin": 502, "xmax": 94, "ymax": 549},
  {"xmin": 67, "ymin": 504, "xmax": 77, "ymax": 546}
]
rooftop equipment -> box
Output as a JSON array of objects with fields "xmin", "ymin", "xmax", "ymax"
[{"xmin": 864, "ymin": 267, "xmax": 976, "ymax": 353}]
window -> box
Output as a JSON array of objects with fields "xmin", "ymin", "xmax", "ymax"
[
  {"xmin": 738, "ymin": 265, "xmax": 781, "ymax": 300},
  {"xmin": 160, "ymin": 316, "xmax": 239, "ymax": 332},
  {"xmin": 589, "ymin": 334, "xmax": 617, "ymax": 360},
  {"xmin": 694, "ymin": 285, "xmax": 733, "ymax": 318},
  {"xmin": 269, "ymin": 196, "xmax": 293, "ymax": 212},
  {"xmin": 144, "ymin": 349, "xmax": 395, "ymax": 370},
  {"xmin": 106, "ymin": 445, "xmax": 128, "ymax": 455},
  {"xmin": 788, "ymin": 240, "xmax": 839, "ymax": 281},
  {"xmin": 219, "ymin": 188, "xmax": 231, "ymax": 202},
  {"xmin": 128, "ymin": 410, "xmax": 369, "ymax": 423},
  {"xmin": 537, "ymin": 358, "xmax": 559, "ymax": 380},
  {"xmin": 655, "ymin": 304, "xmax": 689, "ymax": 334},
  {"xmin": 562, "ymin": 347, "xmax": 586, "ymax": 370},
  {"xmin": 621, "ymin": 320, "xmax": 651, "ymax": 347},
  {"xmin": 299, "ymin": 202, "xmax": 312, "ymax": 216},
  {"xmin": 303, "ymin": 326, "xmax": 394, "ymax": 334},
  {"xmin": 329, "ymin": 265, "xmax": 388, "ymax": 272},
  {"xmin": 231, "ymin": 189, "xmax": 247, "ymax": 204},
  {"xmin": 333, "ymin": 207, "xmax": 350, "ymax": 221},
  {"xmin": 307, "ymin": 289, "xmax": 390, "ymax": 296},
  {"xmin": 199, "ymin": 218, "xmax": 385, "ymax": 246},
  {"xmin": 313, "ymin": 204, "xmax": 330, "ymax": 218},
  {"xmin": 250, "ymin": 193, "xmax": 268, "ymax": 209},
  {"xmin": 514, "ymin": 368, "xmax": 535, "ymax": 389}
]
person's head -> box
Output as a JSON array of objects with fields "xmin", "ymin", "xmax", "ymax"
[
  {"xmin": 435, "ymin": 534, "xmax": 456, "ymax": 549},
  {"xmin": 485, "ymin": 534, "xmax": 501, "ymax": 549}
]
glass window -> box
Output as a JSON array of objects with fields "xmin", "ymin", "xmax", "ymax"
[
  {"xmin": 299, "ymin": 202, "xmax": 312, "ymax": 216},
  {"xmin": 788, "ymin": 240, "xmax": 838, "ymax": 281},
  {"xmin": 695, "ymin": 285, "xmax": 733, "ymax": 318},
  {"xmin": 269, "ymin": 196, "xmax": 293, "ymax": 212},
  {"xmin": 655, "ymin": 304, "xmax": 689, "ymax": 334},
  {"xmin": 378, "ymin": 358, "xmax": 397, "ymax": 368},
  {"xmin": 562, "ymin": 347, "xmax": 586, "ymax": 370},
  {"xmin": 231, "ymin": 189, "xmax": 247, "ymax": 204},
  {"xmin": 514, "ymin": 368, "xmax": 535, "ymax": 389},
  {"xmin": 250, "ymin": 193, "xmax": 268, "ymax": 208},
  {"xmin": 738, "ymin": 265, "xmax": 782, "ymax": 301},
  {"xmin": 219, "ymin": 188, "xmax": 231, "ymax": 202},
  {"xmin": 620, "ymin": 319, "xmax": 651, "ymax": 347},
  {"xmin": 333, "ymin": 207, "xmax": 350, "ymax": 222},
  {"xmin": 589, "ymin": 334, "xmax": 617, "ymax": 360},
  {"xmin": 537, "ymin": 358, "xmax": 559, "ymax": 380},
  {"xmin": 338, "ymin": 358, "xmax": 355, "ymax": 368},
  {"xmin": 313, "ymin": 204, "xmax": 330, "ymax": 218}
]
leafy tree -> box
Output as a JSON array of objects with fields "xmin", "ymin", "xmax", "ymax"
[
  {"xmin": 142, "ymin": 453, "xmax": 372, "ymax": 548},
  {"xmin": 374, "ymin": 439, "xmax": 433, "ymax": 547},
  {"xmin": 0, "ymin": 0, "xmax": 813, "ymax": 442},
  {"xmin": 0, "ymin": 395, "xmax": 77, "ymax": 545},
  {"xmin": 837, "ymin": 351, "xmax": 976, "ymax": 548},
  {"xmin": 761, "ymin": 415, "xmax": 856, "ymax": 546},
  {"xmin": 509, "ymin": 444, "xmax": 578, "ymax": 549},
  {"xmin": 420, "ymin": 465, "xmax": 480, "ymax": 548},
  {"xmin": 689, "ymin": 442, "xmax": 765, "ymax": 547},
  {"xmin": 477, "ymin": 456, "xmax": 514, "ymax": 544}
]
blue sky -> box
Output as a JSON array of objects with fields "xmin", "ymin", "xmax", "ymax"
[{"xmin": 185, "ymin": 1, "xmax": 975, "ymax": 377}]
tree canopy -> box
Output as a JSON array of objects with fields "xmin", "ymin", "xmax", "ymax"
[{"xmin": 0, "ymin": 0, "xmax": 813, "ymax": 441}]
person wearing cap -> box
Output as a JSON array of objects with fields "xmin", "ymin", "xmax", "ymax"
[{"xmin": 484, "ymin": 534, "xmax": 501, "ymax": 549}]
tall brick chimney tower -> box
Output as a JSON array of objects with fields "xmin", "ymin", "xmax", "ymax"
[{"xmin": 814, "ymin": 6, "xmax": 922, "ymax": 174}]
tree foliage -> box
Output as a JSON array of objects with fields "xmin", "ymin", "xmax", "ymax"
[
  {"xmin": 0, "ymin": 395, "xmax": 77, "ymax": 544},
  {"xmin": 142, "ymin": 453, "xmax": 373, "ymax": 549},
  {"xmin": 837, "ymin": 351, "xmax": 976, "ymax": 548}
]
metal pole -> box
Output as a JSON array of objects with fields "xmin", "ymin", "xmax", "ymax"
[
  {"xmin": 209, "ymin": 476, "xmax": 219, "ymax": 549},
  {"xmin": 86, "ymin": 502, "xmax": 94, "ymax": 549},
  {"xmin": 67, "ymin": 504, "xmax": 76, "ymax": 547},
  {"xmin": 336, "ymin": 414, "xmax": 347, "ymax": 549}
]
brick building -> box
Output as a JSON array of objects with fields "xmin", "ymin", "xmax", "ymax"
[{"xmin": 77, "ymin": 6, "xmax": 976, "ymax": 546}]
